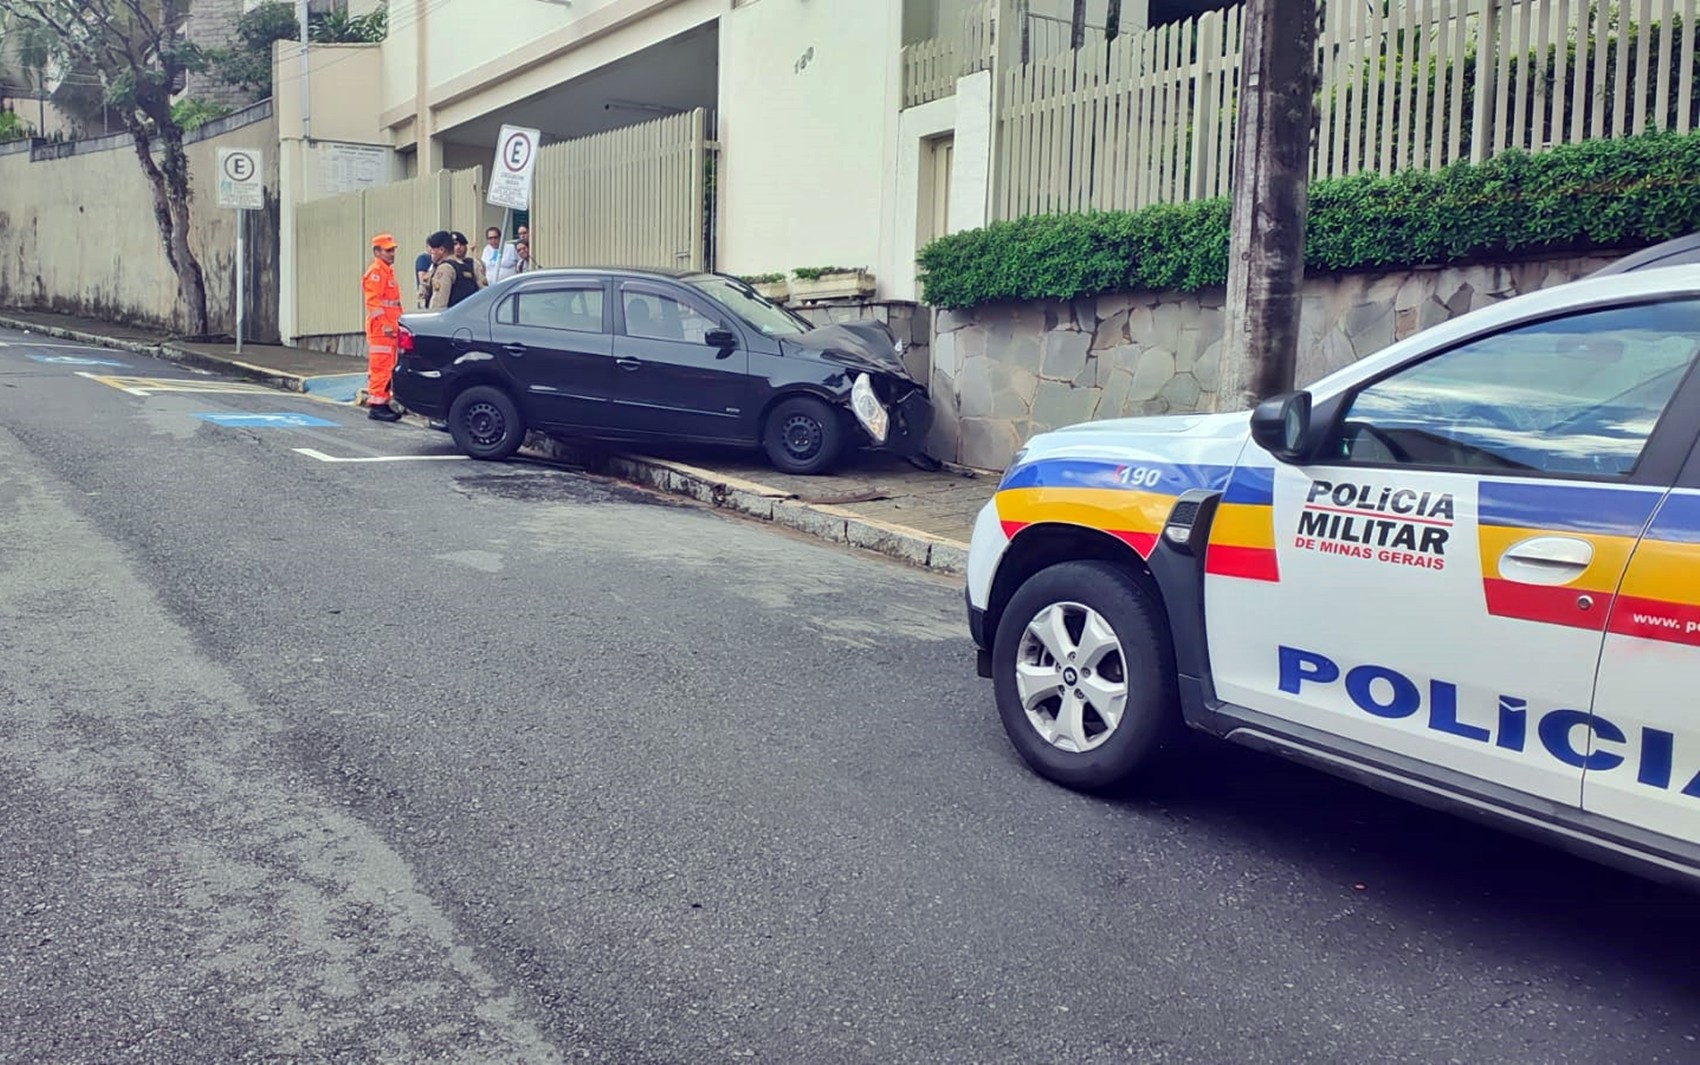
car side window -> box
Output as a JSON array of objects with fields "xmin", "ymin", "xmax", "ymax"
[
  {"xmin": 1329, "ymin": 300, "xmax": 1700, "ymax": 478},
  {"xmin": 509, "ymin": 287, "xmax": 605, "ymax": 333},
  {"xmin": 622, "ymin": 288, "xmax": 720, "ymax": 344}
]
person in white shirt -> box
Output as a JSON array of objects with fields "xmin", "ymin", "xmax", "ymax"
[{"xmin": 481, "ymin": 227, "xmax": 511, "ymax": 284}]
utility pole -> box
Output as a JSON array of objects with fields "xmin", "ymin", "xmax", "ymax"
[
  {"xmin": 1214, "ymin": 0, "xmax": 1320, "ymax": 412},
  {"xmin": 1069, "ymin": 0, "xmax": 1087, "ymax": 49},
  {"xmin": 295, "ymin": 0, "xmax": 310, "ymax": 140}
]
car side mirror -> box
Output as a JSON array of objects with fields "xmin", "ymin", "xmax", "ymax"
[
  {"xmin": 705, "ymin": 328, "xmax": 737, "ymax": 358},
  {"xmin": 1250, "ymin": 390, "xmax": 1313, "ymax": 463}
]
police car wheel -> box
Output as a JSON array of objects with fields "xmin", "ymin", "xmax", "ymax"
[
  {"xmin": 448, "ymin": 385, "xmax": 526, "ymax": 461},
  {"xmin": 992, "ymin": 561, "xmax": 1179, "ymax": 792}
]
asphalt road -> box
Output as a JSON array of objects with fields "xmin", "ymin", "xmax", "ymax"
[{"xmin": 0, "ymin": 324, "xmax": 1696, "ymax": 1064}]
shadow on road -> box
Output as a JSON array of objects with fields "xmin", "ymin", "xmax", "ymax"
[{"xmin": 1102, "ymin": 738, "xmax": 1698, "ymax": 988}]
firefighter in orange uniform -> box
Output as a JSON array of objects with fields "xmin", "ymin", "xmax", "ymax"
[{"xmin": 362, "ymin": 233, "xmax": 404, "ymax": 422}]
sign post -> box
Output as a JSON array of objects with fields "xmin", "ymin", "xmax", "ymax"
[
  {"xmin": 487, "ymin": 125, "xmax": 540, "ymax": 264},
  {"xmin": 217, "ymin": 148, "xmax": 264, "ymax": 354}
]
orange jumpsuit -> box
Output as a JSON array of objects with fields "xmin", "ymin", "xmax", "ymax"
[{"xmin": 362, "ymin": 257, "xmax": 403, "ymax": 405}]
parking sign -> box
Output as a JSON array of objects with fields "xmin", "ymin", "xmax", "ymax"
[
  {"xmin": 217, "ymin": 149, "xmax": 264, "ymax": 210},
  {"xmin": 487, "ymin": 126, "xmax": 540, "ymax": 211}
]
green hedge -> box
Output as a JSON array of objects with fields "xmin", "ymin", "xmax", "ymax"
[{"xmin": 917, "ymin": 130, "xmax": 1700, "ymax": 310}]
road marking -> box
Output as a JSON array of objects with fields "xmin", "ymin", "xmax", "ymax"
[
  {"xmin": 27, "ymin": 354, "xmax": 131, "ymax": 367},
  {"xmin": 194, "ymin": 412, "xmax": 341, "ymax": 428},
  {"xmin": 293, "ymin": 447, "xmax": 468, "ymax": 464},
  {"xmin": 4, "ymin": 340, "xmax": 128, "ymax": 351},
  {"xmin": 75, "ymin": 372, "xmax": 275, "ymax": 396}
]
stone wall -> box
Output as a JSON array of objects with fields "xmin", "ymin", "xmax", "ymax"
[
  {"xmin": 928, "ymin": 252, "xmax": 1628, "ymax": 469},
  {"xmin": 182, "ymin": 0, "xmax": 254, "ymax": 111}
]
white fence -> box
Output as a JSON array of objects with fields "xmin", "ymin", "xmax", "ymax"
[
  {"xmin": 992, "ymin": 0, "xmax": 1700, "ymax": 220},
  {"xmin": 294, "ymin": 167, "xmax": 484, "ymax": 337},
  {"xmin": 530, "ymin": 109, "xmax": 715, "ymax": 274},
  {"xmin": 901, "ymin": 1, "xmax": 998, "ymax": 108},
  {"xmin": 292, "ymin": 109, "xmax": 715, "ymax": 337}
]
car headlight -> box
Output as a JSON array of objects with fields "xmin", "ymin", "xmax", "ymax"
[{"xmin": 851, "ymin": 372, "xmax": 889, "ymax": 444}]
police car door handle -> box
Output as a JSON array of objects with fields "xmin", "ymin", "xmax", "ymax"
[
  {"xmin": 1499, "ymin": 536, "xmax": 1594, "ymax": 586},
  {"xmin": 615, "ymin": 357, "xmax": 642, "ymax": 371},
  {"xmin": 503, "ymin": 343, "xmax": 527, "ymax": 357}
]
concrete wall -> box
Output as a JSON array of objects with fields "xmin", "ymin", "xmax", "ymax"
[
  {"xmin": 379, "ymin": 0, "xmax": 725, "ymax": 164},
  {"xmin": 718, "ymin": 0, "xmax": 903, "ymax": 281},
  {"xmin": 0, "ymin": 104, "xmax": 282, "ymax": 340},
  {"xmin": 927, "ymin": 252, "xmax": 1627, "ymax": 469}
]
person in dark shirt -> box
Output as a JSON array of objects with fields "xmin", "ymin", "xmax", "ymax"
[{"xmin": 424, "ymin": 230, "xmax": 482, "ymax": 308}]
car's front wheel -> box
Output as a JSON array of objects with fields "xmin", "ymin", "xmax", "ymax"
[
  {"xmin": 762, "ymin": 395, "xmax": 845, "ymax": 475},
  {"xmin": 448, "ymin": 385, "xmax": 526, "ymax": 461},
  {"xmin": 991, "ymin": 561, "xmax": 1180, "ymax": 791}
]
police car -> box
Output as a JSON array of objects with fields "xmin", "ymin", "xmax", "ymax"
[{"xmin": 965, "ymin": 263, "xmax": 1700, "ymax": 885}]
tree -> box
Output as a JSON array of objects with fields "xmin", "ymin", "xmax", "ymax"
[
  {"xmin": 1214, "ymin": 0, "xmax": 1320, "ymax": 412},
  {"xmin": 7, "ymin": 0, "xmax": 211, "ymax": 337},
  {"xmin": 215, "ymin": 1, "xmax": 390, "ymax": 103},
  {"xmin": 213, "ymin": 1, "xmax": 299, "ymax": 102}
]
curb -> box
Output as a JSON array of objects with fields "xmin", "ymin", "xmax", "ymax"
[
  {"xmin": 0, "ymin": 312, "xmax": 970, "ymax": 576},
  {"xmin": 0, "ymin": 314, "xmax": 310, "ymax": 392},
  {"xmin": 525, "ymin": 436, "xmax": 969, "ymax": 575}
]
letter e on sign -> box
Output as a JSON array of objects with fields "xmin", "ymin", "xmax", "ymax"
[{"xmin": 217, "ymin": 149, "xmax": 264, "ymax": 210}]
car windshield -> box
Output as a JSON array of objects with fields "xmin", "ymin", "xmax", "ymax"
[{"xmin": 687, "ymin": 275, "xmax": 812, "ymax": 337}]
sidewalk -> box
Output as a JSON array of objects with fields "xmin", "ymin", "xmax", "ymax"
[{"xmin": 0, "ymin": 308, "xmax": 996, "ymax": 574}]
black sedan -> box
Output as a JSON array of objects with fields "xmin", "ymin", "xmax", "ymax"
[{"xmin": 391, "ymin": 267, "xmax": 932, "ymax": 475}]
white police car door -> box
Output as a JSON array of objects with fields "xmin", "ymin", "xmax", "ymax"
[
  {"xmin": 1588, "ymin": 479, "xmax": 1700, "ymax": 848},
  {"xmin": 1204, "ymin": 299, "xmax": 1700, "ymax": 807}
]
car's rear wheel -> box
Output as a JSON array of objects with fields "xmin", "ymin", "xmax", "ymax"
[
  {"xmin": 992, "ymin": 561, "xmax": 1180, "ymax": 791},
  {"xmin": 448, "ymin": 385, "xmax": 525, "ymax": 461},
  {"xmin": 762, "ymin": 395, "xmax": 845, "ymax": 475}
]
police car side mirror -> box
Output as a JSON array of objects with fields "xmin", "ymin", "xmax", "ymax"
[{"xmin": 1251, "ymin": 390, "xmax": 1312, "ymax": 463}]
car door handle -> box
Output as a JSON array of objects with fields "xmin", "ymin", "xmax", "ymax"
[
  {"xmin": 615, "ymin": 357, "xmax": 642, "ymax": 371},
  {"xmin": 1498, "ymin": 536, "xmax": 1594, "ymax": 586},
  {"xmin": 503, "ymin": 343, "xmax": 527, "ymax": 357}
]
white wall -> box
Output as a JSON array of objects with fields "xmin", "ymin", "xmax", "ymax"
[
  {"xmin": 890, "ymin": 95, "xmax": 957, "ymax": 301},
  {"xmin": 379, "ymin": 0, "xmax": 723, "ymax": 152},
  {"xmin": 718, "ymin": 0, "xmax": 904, "ymax": 282},
  {"xmin": 380, "ymin": 0, "xmax": 624, "ymax": 120},
  {"xmin": 948, "ymin": 70, "xmax": 993, "ymax": 234}
]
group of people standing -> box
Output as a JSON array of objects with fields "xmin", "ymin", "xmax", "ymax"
[
  {"xmin": 359, "ymin": 224, "xmax": 542, "ymax": 421},
  {"xmin": 414, "ymin": 224, "xmax": 540, "ymax": 310}
]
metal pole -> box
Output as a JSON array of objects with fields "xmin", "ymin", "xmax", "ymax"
[
  {"xmin": 236, "ymin": 209, "xmax": 245, "ymax": 355},
  {"xmin": 297, "ymin": 0, "xmax": 311, "ymax": 141}
]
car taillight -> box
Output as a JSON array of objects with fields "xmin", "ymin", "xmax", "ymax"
[{"xmin": 396, "ymin": 325, "xmax": 414, "ymax": 355}]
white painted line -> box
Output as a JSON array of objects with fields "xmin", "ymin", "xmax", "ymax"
[{"xmin": 293, "ymin": 447, "xmax": 468, "ymax": 464}]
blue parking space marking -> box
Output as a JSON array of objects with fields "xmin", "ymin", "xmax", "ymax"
[
  {"xmin": 193, "ymin": 412, "xmax": 340, "ymax": 428},
  {"xmin": 26, "ymin": 354, "xmax": 130, "ymax": 367},
  {"xmin": 301, "ymin": 372, "xmax": 366, "ymax": 404}
]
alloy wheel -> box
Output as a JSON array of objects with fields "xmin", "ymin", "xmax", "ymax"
[{"xmin": 1013, "ymin": 601, "xmax": 1129, "ymax": 753}]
